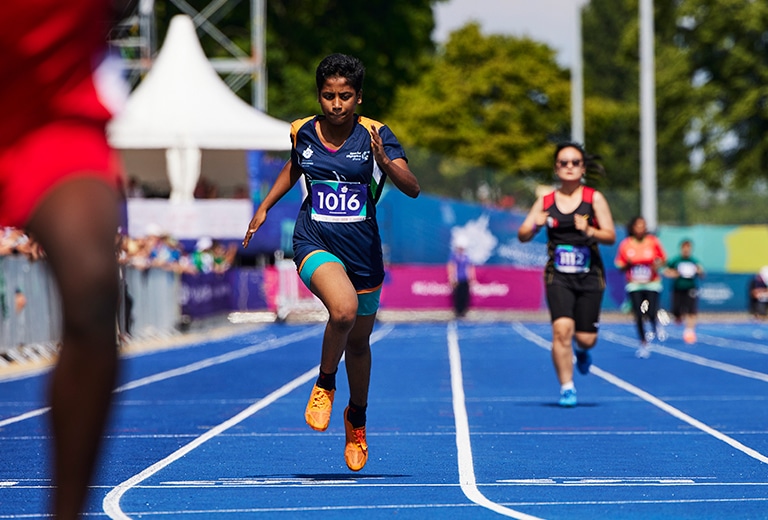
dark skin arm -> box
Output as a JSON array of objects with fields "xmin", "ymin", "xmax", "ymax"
[
  {"xmin": 242, "ymin": 160, "xmax": 301, "ymax": 248},
  {"xmin": 370, "ymin": 125, "xmax": 420, "ymax": 198},
  {"xmin": 243, "ymin": 123, "xmax": 420, "ymax": 248}
]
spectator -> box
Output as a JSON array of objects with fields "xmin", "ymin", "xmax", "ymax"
[
  {"xmin": 447, "ymin": 236, "xmax": 476, "ymax": 318},
  {"xmin": 126, "ymin": 176, "xmax": 146, "ymax": 198},
  {"xmin": 192, "ymin": 236, "xmax": 215, "ymax": 274},
  {"xmin": 749, "ymin": 266, "xmax": 768, "ymax": 320},
  {"xmin": 212, "ymin": 240, "xmax": 238, "ymax": 273}
]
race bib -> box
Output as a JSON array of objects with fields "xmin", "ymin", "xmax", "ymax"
[
  {"xmin": 630, "ymin": 264, "xmax": 653, "ymax": 283},
  {"xmin": 554, "ymin": 244, "xmax": 591, "ymax": 273},
  {"xmin": 310, "ymin": 180, "xmax": 368, "ymax": 222},
  {"xmin": 677, "ymin": 261, "xmax": 697, "ymax": 279}
]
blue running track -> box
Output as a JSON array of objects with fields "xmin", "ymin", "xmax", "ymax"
[{"xmin": 1, "ymin": 319, "xmax": 767, "ymax": 519}]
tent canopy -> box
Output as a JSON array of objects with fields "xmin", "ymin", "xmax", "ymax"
[{"xmin": 107, "ymin": 14, "xmax": 291, "ymax": 200}]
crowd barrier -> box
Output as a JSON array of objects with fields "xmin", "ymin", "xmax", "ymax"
[
  {"xmin": 122, "ymin": 267, "xmax": 181, "ymax": 339},
  {"xmin": 0, "ymin": 257, "xmax": 273, "ymax": 360},
  {"xmin": 0, "ymin": 256, "xmax": 61, "ymax": 362},
  {"xmin": 0, "ymin": 256, "xmax": 756, "ymax": 361},
  {"xmin": 0, "ymin": 258, "xmax": 184, "ymax": 359}
]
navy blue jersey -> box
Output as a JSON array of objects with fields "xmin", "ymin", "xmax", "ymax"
[{"xmin": 291, "ymin": 114, "xmax": 407, "ymax": 291}]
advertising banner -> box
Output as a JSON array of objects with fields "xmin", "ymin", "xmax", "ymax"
[{"xmin": 380, "ymin": 265, "xmax": 545, "ymax": 310}]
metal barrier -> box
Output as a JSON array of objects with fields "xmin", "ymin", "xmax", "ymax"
[
  {"xmin": 0, "ymin": 255, "xmax": 60, "ymax": 364},
  {"xmin": 122, "ymin": 267, "xmax": 182, "ymax": 339},
  {"xmin": 0, "ymin": 257, "xmax": 182, "ymax": 360}
]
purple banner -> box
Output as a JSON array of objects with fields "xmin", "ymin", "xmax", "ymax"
[
  {"xmin": 180, "ymin": 271, "xmax": 234, "ymax": 318},
  {"xmin": 381, "ymin": 265, "xmax": 545, "ymax": 310}
]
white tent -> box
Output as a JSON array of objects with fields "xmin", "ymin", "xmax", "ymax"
[{"xmin": 107, "ymin": 14, "xmax": 291, "ymax": 202}]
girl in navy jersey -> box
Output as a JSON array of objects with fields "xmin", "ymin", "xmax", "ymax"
[
  {"xmin": 518, "ymin": 142, "xmax": 616, "ymax": 407},
  {"xmin": 243, "ymin": 54, "xmax": 420, "ymax": 471}
]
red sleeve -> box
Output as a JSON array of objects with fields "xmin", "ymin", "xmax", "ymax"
[
  {"xmin": 653, "ymin": 236, "xmax": 667, "ymax": 262},
  {"xmin": 543, "ymin": 191, "xmax": 556, "ymax": 210},
  {"xmin": 614, "ymin": 239, "xmax": 629, "ymax": 268}
]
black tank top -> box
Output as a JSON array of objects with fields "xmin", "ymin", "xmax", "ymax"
[{"xmin": 543, "ymin": 186, "xmax": 605, "ymax": 284}]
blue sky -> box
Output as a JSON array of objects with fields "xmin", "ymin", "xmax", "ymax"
[{"xmin": 432, "ymin": 0, "xmax": 589, "ymax": 68}]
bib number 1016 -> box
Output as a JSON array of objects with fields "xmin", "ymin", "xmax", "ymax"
[
  {"xmin": 310, "ymin": 181, "xmax": 368, "ymax": 222},
  {"xmin": 318, "ymin": 190, "xmax": 361, "ymax": 212}
]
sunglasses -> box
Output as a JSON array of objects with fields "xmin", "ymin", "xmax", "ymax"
[{"xmin": 556, "ymin": 159, "xmax": 583, "ymax": 168}]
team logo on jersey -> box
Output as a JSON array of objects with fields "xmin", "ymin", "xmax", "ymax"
[
  {"xmin": 302, "ymin": 145, "xmax": 314, "ymax": 160},
  {"xmin": 346, "ymin": 151, "xmax": 370, "ymax": 162},
  {"xmin": 547, "ymin": 216, "xmax": 558, "ymax": 228}
]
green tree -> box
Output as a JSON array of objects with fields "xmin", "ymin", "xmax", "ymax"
[
  {"xmin": 154, "ymin": 0, "xmax": 442, "ymax": 122},
  {"xmin": 581, "ymin": 0, "xmax": 639, "ymax": 191},
  {"xmin": 583, "ymin": 0, "xmax": 768, "ymax": 192},
  {"xmin": 582, "ymin": 0, "xmax": 694, "ymax": 191},
  {"xmin": 386, "ymin": 23, "xmax": 571, "ymax": 198},
  {"xmin": 265, "ymin": 0, "xmax": 442, "ymax": 122},
  {"xmin": 675, "ymin": 0, "xmax": 768, "ymax": 188}
]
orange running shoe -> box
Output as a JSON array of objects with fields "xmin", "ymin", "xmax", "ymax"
[
  {"xmin": 683, "ymin": 329, "xmax": 696, "ymax": 344},
  {"xmin": 305, "ymin": 384, "xmax": 334, "ymax": 431},
  {"xmin": 344, "ymin": 406, "xmax": 368, "ymax": 471}
]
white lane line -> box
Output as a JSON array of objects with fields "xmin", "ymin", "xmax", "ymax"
[
  {"xmin": 695, "ymin": 333, "xmax": 768, "ymax": 355},
  {"xmin": 103, "ymin": 323, "xmax": 395, "ymax": 520},
  {"xmin": 0, "ymin": 327, "xmax": 323, "ymax": 428},
  {"xmin": 513, "ymin": 322, "xmax": 768, "ymax": 465},
  {"xmin": 114, "ymin": 327, "xmax": 324, "ymax": 392},
  {"xmin": 591, "ymin": 365, "xmax": 768, "ymax": 464},
  {"xmin": 447, "ymin": 321, "xmax": 544, "ymax": 520},
  {"xmin": 0, "ymin": 407, "xmax": 50, "ymax": 428},
  {"xmin": 602, "ymin": 331, "xmax": 768, "ymax": 383},
  {"xmin": 122, "ymin": 479, "xmax": 768, "ymax": 489},
  {"xmin": 73, "ymin": 496, "xmax": 768, "ymax": 517}
]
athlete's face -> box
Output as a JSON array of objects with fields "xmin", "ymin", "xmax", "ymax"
[
  {"xmin": 317, "ymin": 76, "xmax": 361, "ymax": 126},
  {"xmin": 632, "ymin": 218, "xmax": 647, "ymax": 238},
  {"xmin": 554, "ymin": 147, "xmax": 586, "ymax": 182}
]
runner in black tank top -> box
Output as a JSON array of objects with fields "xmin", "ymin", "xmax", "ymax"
[
  {"xmin": 518, "ymin": 143, "xmax": 616, "ymax": 408},
  {"xmin": 543, "ymin": 185, "xmax": 606, "ymax": 293}
]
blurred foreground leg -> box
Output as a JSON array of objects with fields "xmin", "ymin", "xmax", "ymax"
[{"xmin": 28, "ymin": 178, "xmax": 120, "ymax": 520}]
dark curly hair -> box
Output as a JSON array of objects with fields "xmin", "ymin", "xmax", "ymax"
[
  {"xmin": 315, "ymin": 53, "xmax": 365, "ymax": 93},
  {"xmin": 626, "ymin": 215, "xmax": 646, "ymax": 237}
]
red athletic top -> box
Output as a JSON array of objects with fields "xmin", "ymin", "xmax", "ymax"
[
  {"xmin": 615, "ymin": 234, "xmax": 667, "ymax": 284},
  {"xmin": 0, "ymin": 0, "xmax": 123, "ymax": 227},
  {"xmin": 0, "ymin": 0, "xmax": 115, "ymax": 145}
]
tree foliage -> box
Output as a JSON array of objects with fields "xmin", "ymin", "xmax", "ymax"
[
  {"xmin": 154, "ymin": 0, "xmax": 442, "ymax": 123},
  {"xmin": 148, "ymin": 0, "xmax": 768, "ymax": 210},
  {"xmin": 385, "ymin": 23, "xmax": 571, "ymax": 197},
  {"xmin": 582, "ymin": 0, "xmax": 768, "ymax": 191},
  {"xmin": 582, "ymin": 0, "xmax": 693, "ymax": 190},
  {"xmin": 675, "ymin": 0, "xmax": 768, "ymax": 188},
  {"xmin": 265, "ymin": 0, "xmax": 442, "ymax": 122}
]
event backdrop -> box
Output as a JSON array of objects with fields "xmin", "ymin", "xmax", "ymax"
[{"xmin": 169, "ymin": 163, "xmax": 766, "ymax": 314}]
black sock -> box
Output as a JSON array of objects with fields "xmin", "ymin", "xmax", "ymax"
[
  {"xmin": 315, "ymin": 369, "xmax": 337, "ymax": 391},
  {"xmin": 346, "ymin": 400, "xmax": 367, "ymax": 428}
]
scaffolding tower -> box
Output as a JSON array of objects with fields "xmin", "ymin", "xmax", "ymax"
[{"xmin": 109, "ymin": 0, "xmax": 266, "ymax": 110}]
